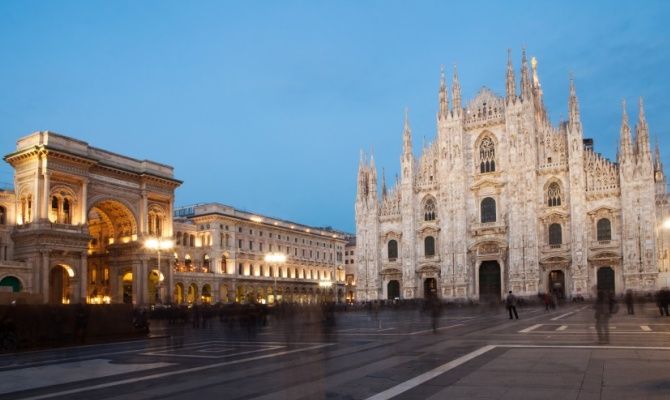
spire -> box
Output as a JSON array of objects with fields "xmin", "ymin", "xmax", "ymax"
[
  {"xmin": 654, "ymin": 137, "xmax": 663, "ymax": 173},
  {"xmin": 357, "ymin": 149, "xmax": 368, "ymax": 200},
  {"xmin": 568, "ymin": 75, "xmax": 581, "ymax": 129},
  {"xmin": 505, "ymin": 49, "xmax": 516, "ymax": 100},
  {"xmin": 451, "ymin": 64, "xmax": 462, "ymax": 113},
  {"xmin": 438, "ymin": 65, "xmax": 449, "ymax": 120},
  {"xmin": 381, "ymin": 167, "xmax": 387, "ymax": 197},
  {"xmin": 619, "ymin": 99, "xmax": 633, "ymax": 163},
  {"xmin": 636, "ymin": 97, "xmax": 651, "ymax": 162},
  {"xmin": 520, "ymin": 48, "xmax": 532, "ymax": 100},
  {"xmin": 403, "ymin": 108, "xmax": 413, "ymax": 157},
  {"xmin": 369, "ymin": 149, "xmax": 378, "ymax": 199}
]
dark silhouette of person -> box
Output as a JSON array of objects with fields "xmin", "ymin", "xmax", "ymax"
[
  {"xmin": 594, "ymin": 290, "xmax": 612, "ymax": 344},
  {"xmin": 506, "ymin": 291, "xmax": 519, "ymax": 320},
  {"xmin": 624, "ymin": 289, "xmax": 635, "ymax": 315},
  {"xmin": 658, "ymin": 288, "xmax": 670, "ymax": 316}
]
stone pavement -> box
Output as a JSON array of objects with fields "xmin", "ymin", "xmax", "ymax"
[{"xmin": 391, "ymin": 346, "xmax": 670, "ymax": 400}]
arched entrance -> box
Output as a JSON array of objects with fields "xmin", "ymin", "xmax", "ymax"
[
  {"xmin": 174, "ymin": 282, "xmax": 184, "ymax": 304},
  {"xmin": 387, "ymin": 280, "xmax": 400, "ymax": 299},
  {"xmin": 0, "ymin": 276, "xmax": 22, "ymax": 292},
  {"xmin": 87, "ymin": 199, "xmax": 139, "ymax": 303},
  {"xmin": 597, "ymin": 267, "xmax": 615, "ymax": 294},
  {"xmin": 49, "ymin": 265, "xmax": 73, "ymax": 304},
  {"xmin": 479, "ymin": 261, "xmax": 501, "ymax": 301},
  {"xmin": 187, "ymin": 283, "xmax": 198, "ymax": 304},
  {"xmin": 122, "ymin": 271, "xmax": 133, "ymax": 304},
  {"xmin": 548, "ymin": 270, "xmax": 566, "ymax": 299},
  {"xmin": 202, "ymin": 284, "xmax": 212, "ymax": 304},
  {"xmin": 148, "ymin": 270, "xmax": 161, "ymax": 304},
  {"xmin": 424, "ymin": 278, "xmax": 437, "ymax": 298}
]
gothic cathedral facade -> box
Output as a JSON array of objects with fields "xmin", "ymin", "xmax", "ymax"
[{"xmin": 355, "ymin": 51, "xmax": 670, "ymax": 301}]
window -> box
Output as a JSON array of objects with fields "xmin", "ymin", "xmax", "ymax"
[
  {"xmin": 387, "ymin": 240, "xmax": 398, "ymax": 261},
  {"xmin": 480, "ymin": 197, "xmax": 496, "ymax": 223},
  {"xmin": 238, "ymin": 239, "xmax": 243, "ymax": 249},
  {"xmin": 0, "ymin": 206, "xmax": 5, "ymax": 225},
  {"xmin": 424, "ymin": 236, "xmax": 435, "ymax": 257},
  {"xmin": 238, "ymin": 227, "xmax": 242, "ymax": 233},
  {"xmin": 259, "ymin": 243, "xmax": 264, "ymax": 252},
  {"xmin": 424, "ymin": 197, "xmax": 436, "ymax": 221},
  {"xmin": 479, "ymin": 136, "xmax": 496, "ymax": 173},
  {"xmin": 249, "ymin": 241, "xmax": 253, "ymax": 250},
  {"xmin": 549, "ymin": 223, "xmax": 562, "ymax": 246},
  {"xmin": 190, "ymin": 235, "xmax": 195, "ymax": 247},
  {"xmin": 547, "ymin": 182, "xmax": 561, "ymax": 207},
  {"xmin": 597, "ymin": 218, "xmax": 612, "ymax": 241}
]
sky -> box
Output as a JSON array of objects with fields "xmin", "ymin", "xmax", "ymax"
[{"xmin": 1, "ymin": 1, "xmax": 669, "ymax": 232}]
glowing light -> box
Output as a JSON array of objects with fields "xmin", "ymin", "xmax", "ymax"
[
  {"xmin": 318, "ymin": 281, "xmax": 333, "ymax": 288},
  {"xmin": 663, "ymin": 219, "xmax": 670, "ymax": 230},
  {"xmin": 264, "ymin": 253, "xmax": 287, "ymax": 263},
  {"xmin": 145, "ymin": 238, "xmax": 174, "ymax": 250},
  {"xmin": 250, "ymin": 216, "xmax": 263, "ymax": 223}
]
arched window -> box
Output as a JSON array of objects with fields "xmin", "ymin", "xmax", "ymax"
[
  {"xmin": 424, "ymin": 198, "xmax": 436, "ymax": 221},
  {"xmin": 0, "ymin": 206, "xmax": 6, "ymax": 225},
  {"xmin": 547, "ymin": 182, "xmax": 561, "ymax": 207},
  {"xmin": 176, "ymin": 232, "xmax": 182, "ymax": 246},
  {"xmin": 63, "ymin": 199, "xmax": 71, "ymax": 224},
  {"xmin": 221, "ymin": 255, "xmax": 227, "ymax": 273},
  {"xmin": 480, "ymin": 197, "xmax": 496, "ymax": 223},
  {"xmin": 424, "ymin": 236, "xmax": 435, "ymax": 257},
  {"xmin": 190, "ymin": 235, "xmax": 195, "ymax": 247},
  {"xmin": 203, "ymin": 255, "xmax": 210, "ymax": 271},
  {"xmin": 549, "ymin": 223, "xmax": 562, "ymax": 246},
  {"xmin": 479, "ymin": 136, "xmax": 496, "ymax": 173},
  {"xmin": 597, "ymin": 218, "xmax": 612, "ymax": 241},
  {"xmin": 387, "ymin": 240, "xmax": 398, "ymax": 261}
]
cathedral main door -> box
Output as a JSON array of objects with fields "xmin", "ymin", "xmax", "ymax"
[
  {"xmin": 424, "ymin": 278, "xmax": 437, "ymax": 298},
  {"xmin": 479, "ymin": 261, "xmax": 501, "ymax": 301},
  {"xmin": 548, "ymin": 270, "xmax": 566, "ymax": 299},
  {"xmin": 597, "ymin": 267, "xmax": 615, "ymax": 294},
  {"xmin": 387, "ymin": 280, "xmax": 400, "ymax": 300}
]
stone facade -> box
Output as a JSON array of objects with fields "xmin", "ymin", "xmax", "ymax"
[{"xmin": 355, "ymin": 51, "xmax": 670, "ymax": 302}]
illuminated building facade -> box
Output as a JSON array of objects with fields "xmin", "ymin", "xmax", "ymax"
[{"xmin": 356, "ymin": 51, "xmax": 670, "ymax": 301}]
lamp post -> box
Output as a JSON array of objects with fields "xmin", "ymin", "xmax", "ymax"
[
  {"xmin": 145, "ymin": 237, "xmax": 173, "ymax": 304},
  {"xmin": 264, "ymin": 252, "xmax": 286, "ymax": 305}
]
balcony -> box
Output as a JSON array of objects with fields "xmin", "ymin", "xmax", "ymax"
[
  {"xmin": 471, "ymin": 221, "xmax": 507, "ymax": 236},
  {"xmin": 541, "ymin": 243, "xmax": 571, "ymax": 254}
]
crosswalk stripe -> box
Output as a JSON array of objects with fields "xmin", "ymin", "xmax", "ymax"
[
  {"xmin": 641, "ymin": 325, "xmax": 652, "ymax": 331},
  {"xmin": 556, "ymin": 325, "xmax": 568, "ymax": 331},
  {"xmin": 519, "ymin": 324, "xmax": 542, "ymax": 333}
]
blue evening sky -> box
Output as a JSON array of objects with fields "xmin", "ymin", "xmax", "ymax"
[{"xmin": 1, "ymin": 1, "xmax": 669, "ymax": 232}]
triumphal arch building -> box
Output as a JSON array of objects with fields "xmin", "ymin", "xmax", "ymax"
[{"xmin": 2, "ymin": 131, "xmax": 180, "ymax": 305}]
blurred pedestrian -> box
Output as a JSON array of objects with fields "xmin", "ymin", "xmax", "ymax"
[
  {"xmin": 658, "ymin": 288, "xmax": 670, "ymax": 317},
  {"xmin": 625, "ymin": 289, "xmax": 635, "ymax": 315},
  {"xmin": 594, "ymin": 290, "xmax": 612, "ymax": 344},
  {"xmin": 506, "ymin": 291, "xmax": 519, "ymax": 320}
]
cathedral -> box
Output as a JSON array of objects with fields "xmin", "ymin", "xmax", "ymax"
[{"xmin": 355, "ymin": 50, "xmax": 670, "ymax": 302}]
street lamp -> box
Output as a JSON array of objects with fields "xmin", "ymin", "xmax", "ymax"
[
  {"xmin": 264, "ymin": 252, "xmax": 287, "ymax": 305},
  {"xmin": 145, "ymin": 238, "xmax": 173, "ymax": 303}
]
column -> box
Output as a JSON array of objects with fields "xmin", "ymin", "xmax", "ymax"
[
  {"xmin": 80, "ymin": 178, "xmax": 88, "ymax": 224},
  {"xmin": 41, "ymin": 164, "xmax": 50, "ymax": 220},
  {"xmin": 139, "ymin": 182, "xmax": 148, "ymax": 235},
  {"xmin": 79, "ymin": 252, "xmax": 88, "ymax": 302},
  {"xmin": 41, "ymin": 251, "xmax": 49, "ymax": 303},
  {"xmin": 132, "ymin": 261, "xmax": 141, "ymax": 306},
  {"xmin": 140, "ymin": 259, "xmax": 148, "ymax": 305},
  {"xmin": 166, "ymin": 256, "xmax": 174, "ymax": 304}
]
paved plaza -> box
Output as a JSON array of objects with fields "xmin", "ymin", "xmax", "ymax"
[{"xmin": 1, "ymin": 302, "xmax": 669, "ymax": 399}]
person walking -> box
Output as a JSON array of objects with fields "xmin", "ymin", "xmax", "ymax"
[
  {"xmin": 594, "ymin": 290, "xmax": 612, "ymax": 344},
  {"xmin": 624, "ymin": 289, "xmax": 635, "ymax": 315},
  {"xmin": 506, "ymin": 291, "xmax": 519, "ymax": 320}
]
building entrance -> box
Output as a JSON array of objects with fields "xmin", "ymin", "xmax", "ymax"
[
  {"xmin": 597, "ymin": 266, "xmax": 615, "ymax": 294},
  {"xmin": 548, "ymin": 270, "xmax": 566, "ymax": 299},
  {"xmin": 387, "ymin": 280, "xmax": 400, "ymax": 299},
  {"xmin": 424, "ymin": 278, "xmax": 437, "ymax": 298},
  {"xmin": 479, "ymin": 261, "xmax": 501, "ymax": 301}
]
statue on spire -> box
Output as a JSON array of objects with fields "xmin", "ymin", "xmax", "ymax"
[
  {"xmin": 505, "ymin": 49, "xmax": 516, "ymax": 100},
  {"xmin": 619, "ymin": 99, "xmax": 633, "ymax": 164},
  {"xmin": 520, "ymin": 48, "xmax": 532, "ymax": 100},
  {"xmin": 438, "ymin": 65, "xmax": 449, "ymax": 120},
  {"xmin": 451, "ymin": 64, "xmax": 462, "ymax": 114}
]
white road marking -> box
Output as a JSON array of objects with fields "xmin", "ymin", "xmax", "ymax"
[
  {"xmin": 12, "ymin": 343, "xmax": 334, "ymax": 400},
  {"xmin": 364, "ymin": 345, "xmax": 496, "ymax": 400},
  {"xmin": 641, "ymin": 325, "xmax": 652, "ymax": 331},
  {"xmin": 550, "ymin": 305, "xmax": 588, "ymax": 321},
  {"xmin": 556, "ymin": 325, "xmax": 568, "ymax": 331},
  {"xmin": 519, "ymin": 324, "xmax": 543, "ymax": 333},
  {"xmin": 0, "ymin": 359, "xmax": 174, "ymax": 395},
  {"xmin": 500, "ymin": 344, "xmax": 670, "ymax": 350}
]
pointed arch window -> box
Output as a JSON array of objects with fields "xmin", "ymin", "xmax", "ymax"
[
  {"xmin": 547, "ymin": 182, "xmax": 562, "ymax": 207},
  {"xmin": 387, "ymin": 240, "xmax": 398, "ymax": 261},
  {"xmin": 424, "ymin": 198, "xmax": 436, "ymax": 221},
  {"xmin": 549, "ymin": 223, "xmax": 562, "ymax": 247},
  {"xmin": 480, "ymin": 197, "xmax": 496, "ymax": 223},
  {"xmin": 479, "ymin": 136, "xmax": 496, "ymax": 173},
  {"xmin": 424, "ymin": 236, "xmax": 435, "ymax": 257},
  {"xmin": 597, "ymin": 218, "xmax": 611, "ymax": 241}
]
